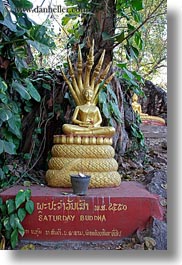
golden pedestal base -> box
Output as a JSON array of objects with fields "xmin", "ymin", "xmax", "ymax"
[
  {"xmin": 141, "ymin": 115, "xmax": 166, "ymax": 126},
  {"xmin": 46, "ymin": 135, "xmax": 121, "ymax": 188}
]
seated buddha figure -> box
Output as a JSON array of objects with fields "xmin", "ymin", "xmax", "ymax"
[
  {"xmin": 63, "ymin": 87, "xmax": 115, "ymax": 137},
  {"xmin": 132, "ymin": 93, "xmax": 165, "ymax": 125},
  {"xmin": 132, "ymin": 93, "xmax": 148, "ymax": 116}
]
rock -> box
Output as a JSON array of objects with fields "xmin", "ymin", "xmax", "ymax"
[
  {"xmin": 151, "ymin": 218, "xmax": 167, "ymax": 250},
  {"xmin": 161, "ymin": 140, "xmax": 167, "ymax": 150},
  {"xmin": 134, "ymin": 243, "xmax": 145, "ymax": 250},
  {"xmin": 144, "ymin": 237, "xmax": 156, "ymax": 250},
  {"xmin": 146, "ymin": 170, "xmax": 167, "ymax": 198},
  {"xmin": 143, "ymin": 165, "xmax": 155, "ymax": 174}
]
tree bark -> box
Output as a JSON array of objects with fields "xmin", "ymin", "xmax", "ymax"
[
  {"xmin": 79, "ymin": 0, "xmax": 129, "ymax": 155},
  {"xmin": 81, "ymin": 0, "xmax": 115, "ymax": 66}
]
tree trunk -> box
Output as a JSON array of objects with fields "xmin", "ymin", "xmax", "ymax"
[
  {"xmin": 81, "ymin": 0, "xmax": 115, "ymax": 66},
  {"xmin": 140, "ymin": 80, "xmax": 167, "ymax": 123},
  {"xmin": 79, "ymin": 0, "xmax": 129, "ymax": 155}
]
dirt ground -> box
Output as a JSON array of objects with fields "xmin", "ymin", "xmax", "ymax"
[{"xmin": 15, "ymin": 125, "xmax": 167, "ymax": 251}]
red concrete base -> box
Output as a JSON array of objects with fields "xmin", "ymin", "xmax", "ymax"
[{"xmin": 1, "ymin": 181, "xmax": 163, "ymax": 242}]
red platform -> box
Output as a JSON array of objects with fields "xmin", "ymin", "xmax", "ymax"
[{"xmin": 0, "ymin": 181, "xmax": 163, "ymax": 242}]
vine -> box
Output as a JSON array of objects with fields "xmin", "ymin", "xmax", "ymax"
[{"xmin": 0, "ymin": 189, "xmax": 34, "ymax": 249}]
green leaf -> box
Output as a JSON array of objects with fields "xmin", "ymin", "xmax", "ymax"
[
  {"xmin": 15, "ymin": 190, "xmax": 26, "ymax": 209},
  {"xmin": 10, "ymin": 213, "xmax": 16, "ymax": 229},
  {"xmin": 24, "ymin": 101, "xmax": 32, "ymax": 112},
  {"xmin": 27, "ymin": 24, "xmax": 55, "ymax": 54},
  {"xmin": 0, "ymin": 0, "xmax": 6, "ymax": 18},
  {"xmin": 16, "ymin": 13, "xmax": 33, "ymax": 29},
  {"xmin": 15, "ymin": 218, "xmax": 25, "ymax": 236},
  {"xmin": 15, "ymin": 56, "xmax": 28, "ymax": 73},
  {"xmin": 129, "ymin": 46, "xmax": 139, "ymax": 60},
  {"xmin": 0, "ymin": 11, "xmax": 17, "ymax": 32},
  {"xmin": 7, "ymin": 114, "xmax": 22, "ymax": 138},
  {"xmin": 0, "ymin": 108, "xmax": 12, "ymax": 122},
  {"xmin": 0, "ymin": 203, "xmax": 7, "ymax": 215},
  {"xmin": 0, "ymin": 168, "xmax": 5, "ymax": 180},
  {"xmin": 12, "ymin": 81, "xmax": 31, "ymax": 100},
  {"xmin": 102, "ymin": 103, "xmax": 110, "ymax": 119},
  {"xmin": 116, "ymin": 31, "xmax": 125, "ymax": 43},
  {"xmin": 6, "ymin": 199, "xmax": 16, "ymax": 215},
  {"xmin": 35, "ymin": 128, "xmax": 42, "ymax": 134},
  {"xmin": 0, "ymin": 77, "xmax": 8, "ymax": 92},
  {"xmin": 0, "ymin": 140, "xmax": 16, "ymax": 155},
  {"xmin": 117, "ymin": 62, "xmax": 127, "ymax": 69},
  {"xmin": 17, "ymin": 208, "xmax": 26, "ymax": 222},
  {"xmin": 129, "ymin": 79, "xmax": 140, "ymax": 88},
  {"xmin": 23, "ymin": 153, "xmax": 32, "ymax": 160},
  {"xmin": 25, "ymin": 79, "xmax": 41, "ymax": 102},
  {"xmin": 10, "ymin": 228, "xmax": 18, "ymax": 249},
  {"xmin": 127, "ymin": 23, "xmax": 135, "ymax": 33},
  {"xmin": 25, "ymin": 200, "xmax": 34, "ymax": 214},
  {"xmin": 102, "ymin": 32, "xmax": 112, "ymax": 41},
  {"xmin": 42, "ymin": 83, "xmax": 51, "ymax": 90},
  {"xmin": 24, "ymin": 189, "xmax": 31, "ymax": 201},
  {"xmin": 27, "ymin": 39, "xmax": 50, "ymax": 55},
  {"xmin": 131, "ymin": 0, "xmax": 144, "ymax": 11},
  {"xmin": 0, "ymin": 93, "xmax": 8, "ymax": 104},
  {"xmin": 2, "ymin": 165, "xmax": 9, "ymax": 174},
  {"xmin": 62, "ymin": 15, "xmax": 71, "ymax": 26},
  {"xmin": 0, "ymin": 140, "xmax": 4, "ymax": 154},
  {"xmin": 4, "ymin": 140, "xmax": 17, "ymax": 155},
  {"xmin": 98, "ymin": 89, "xmax": 107, "ymax": 104},
  {"xmin": 132, "ymin": 10, "xmax": 142, "ymax": 23},
  {"xmin": 3, "ymin": 217, "xmax": 11, "ymax": 231},
  {"xmin": 132, "ymin": 70, "xmax": 143, "ymax": 82},
  {"xmin": 107, "ymin": 84, "xmax": 118, "ymax": 103},
  {"xmin": 134, "ymin": 32, "xmax": 143, "ymax": 50},
  {"xmin": 122, "ymin": 68, "xmax": 134, "ymax": 80},
  {"xmin": 10, "ymin": 0, "xmax": 33, "ymax": 9},
  {"xmin": 110, "ymin": 101, "xmax": 122, "ymax": 123}
]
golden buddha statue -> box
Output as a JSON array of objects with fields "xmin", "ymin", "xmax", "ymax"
[
  {"xmin": 132, "ymin": 93, "xmax": 165, "ymax": 126},
  {"xmin": 132, "ymin": 93, "xmax": 142, "ymax": 114},
  {"xmin": 46, "ymin": 40, "xmax": 121, "ymax": 188},
  {"xmin": 62, "ymin": 87, "xmax": 115, "ymax": 137},
  {"xmin": 61, "ymin": 39, "xmax": 116, "ymax": 136}
]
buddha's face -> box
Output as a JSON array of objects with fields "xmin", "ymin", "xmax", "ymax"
[
  {"xmin": 84, "ymin": 89, "xmax": 93, "ymax": 101},
  {"xmin": 132, "ymin": 94, "xmax": 138, "ymax": 102}
]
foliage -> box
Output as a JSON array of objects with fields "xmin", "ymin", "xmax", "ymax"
[
  {"xmin": 60, "ymin": 0, "xmax": 166, "ymax": 84},
  {"xmin": 98, "ymin": 84, "xmax": 122, "ymax": 126},
  {"xmin": 0, "ymin": 0, "xmax": 166, "ymax": 188},
  {"xmin": 114, "ymin": 0, "xmax": 167, "ymax": 86},
  {"xmin": 125, "ymin": 113, "xmax": 146, "ymax": 158},
  {"xmin": 0, "ymin": 189, "xmax": 34, "ymax": 249},
  {"xmin": 0, "ymin": 0, "xmax": 55, "ymax": 186}
]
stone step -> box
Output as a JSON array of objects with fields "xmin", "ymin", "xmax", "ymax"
[{"xmin": 141, "ymin": 125, "xmax": 167, "ymax": 138}]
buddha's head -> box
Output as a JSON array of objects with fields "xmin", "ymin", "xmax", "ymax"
[
  {"xmin": 83, "ymin": 87, "xmax": 94, "ymax": 102},
  {"xmin": 132, "ymin": 93, "xmax": 138, "ymax": 103}
]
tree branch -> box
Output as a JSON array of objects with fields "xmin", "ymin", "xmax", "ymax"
[
  {"xmin": 113, "ymin": 0, "xmax": 166, "ymax": 49},
  {"xmin": 143, "ymin": 56, "xmax": 167, "ymax": 77}
]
